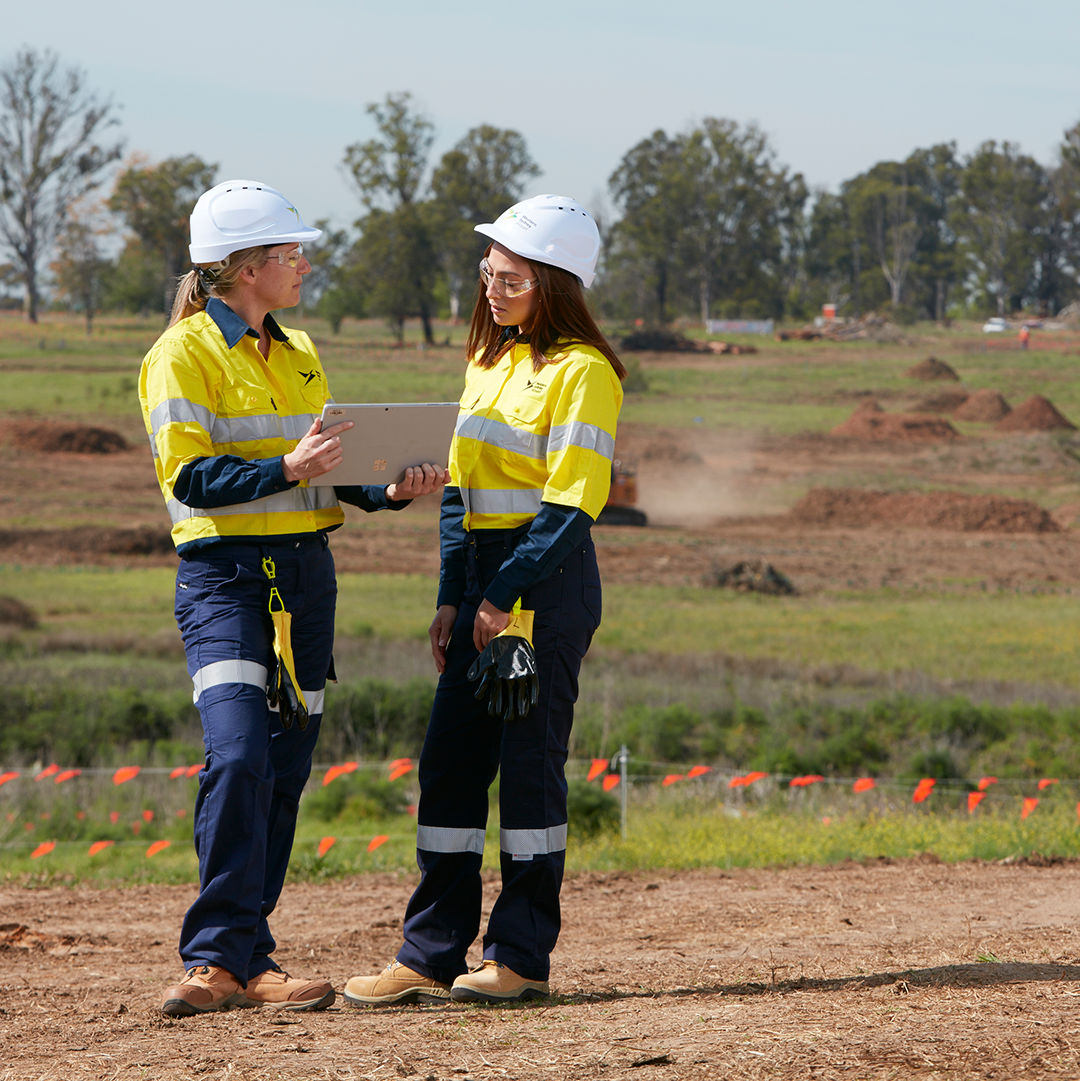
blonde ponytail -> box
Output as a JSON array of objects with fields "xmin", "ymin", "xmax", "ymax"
[{"xmin": 167, "ymin": 246, "xmax": 273, "ymax": 328}]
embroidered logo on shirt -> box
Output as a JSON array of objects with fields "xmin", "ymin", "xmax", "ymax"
[
  {"xmin": 297, "ymin": 370, "xmax": 318, "ymax": 386},
  {"xmin": 524, "ymin": 378, "xmax": 547, "ymax": 394}
]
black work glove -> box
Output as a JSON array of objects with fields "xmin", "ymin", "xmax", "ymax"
[
  {"xmin": 467, "ymin": 609, "xmax": 539, "ymax": 722},
  {"xmin": 267, "ymin": 651, "xmax": 310, "ymax": 731}
]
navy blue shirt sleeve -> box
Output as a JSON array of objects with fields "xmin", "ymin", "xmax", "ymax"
[
  {"xmin": 334, "ymin": 485, "xmax": 411, "ymax": 513},
  {"xmin": 483, "ymin": 502, "xmax": 594, "ymax": 612},
  {"xmin": 173, "ymin": 455, "xmax": 294, "ymax": 507},
  {"xmin": 436, "ymin": 485, "xmax": 467, "ymax": 609}
]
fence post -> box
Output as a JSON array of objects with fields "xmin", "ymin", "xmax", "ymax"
[{"xmin": 610, "ymin": 745, "xmax": 629, "ymax": 839}]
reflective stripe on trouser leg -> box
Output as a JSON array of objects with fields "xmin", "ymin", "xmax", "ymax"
[{"xmin": 173, "ymin": 540, "xmax": 335, "ymax": 984}]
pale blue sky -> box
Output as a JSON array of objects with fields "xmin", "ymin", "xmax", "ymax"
[{"xmin": 5, "ymin": 0, "xmax": 1080, "ymax": 232}]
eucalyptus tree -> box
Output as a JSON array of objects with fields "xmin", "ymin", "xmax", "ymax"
[
  {"xmin": 430, "ymin": 124, "xmax": 540, "ymax": 321},
  {"xmin": 0, "ymin": 48, "xmax": 123, "ymax": 322},
  {"xmin": 108, "ymin": 154, "xmax": 216, "ymax": 317}
]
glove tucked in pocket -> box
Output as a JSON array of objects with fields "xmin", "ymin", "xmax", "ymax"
[
  {"xmin": 467, "ymin": 605, "xmax": 539, "ymax": 722},
  {"xmin": 263, "ymin": 557, "xmax": 309, "ymax": 730}
]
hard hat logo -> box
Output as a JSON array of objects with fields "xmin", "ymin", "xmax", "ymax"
[
  {"xmin": 476, "ymin": 195, "xmax": 600, "ymax": 288},
  {"xmin": 189, "ymin": 180, "xmax": 322, "ymax": 264}
]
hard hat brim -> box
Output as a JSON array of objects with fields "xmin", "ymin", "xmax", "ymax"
[{"xmin": 190, "ymin": 224, "xmax": 323, "ymax": 265}]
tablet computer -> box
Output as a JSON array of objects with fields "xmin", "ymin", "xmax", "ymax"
[{"xmin": 308, "ymin": 402, "xmax": 459, "ymax": 487}]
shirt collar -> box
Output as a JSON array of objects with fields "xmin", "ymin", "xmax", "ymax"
[{"xmin": 205, "ymin": 297, "xmax": 292, "ymax": 350}]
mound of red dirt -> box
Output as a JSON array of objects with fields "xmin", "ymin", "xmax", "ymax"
[
  {"xmin": 6, "ymin": 422, "xmax": 130, "ymax": 454},
  {"xmin": 953, "ymin": 389, "xmax": 1012, "ymax": 423},
  {"xmin": 993, "ymin": 395, "xmax": 1076, "ymax": 432},
  {"xmin": 905, "ymin": 357, "xmax": 960, "ymax": 381},
  {"xmin": 791, "ymin": 487, "xmax": 1060, "ymax": 533},
  {"xmin": 831, "ymin": 407, "xmax": 959, "ymax": 442},
  {"xmin": 914, "ymin": 390, "xmax": 969, "ymax": 413}
]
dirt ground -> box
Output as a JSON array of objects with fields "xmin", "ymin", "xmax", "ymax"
[
  {"xmin": 4, "ymin": 422, "xmax": 1080, "ymax": 598},
  {"xmin": 4, "ymin": 861, "xmax": 1080, "ymax": 1079}
]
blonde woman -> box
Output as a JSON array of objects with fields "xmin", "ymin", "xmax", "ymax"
[{"xmin": 140, "ymin": 180, "xmax": 443, "ymax": 1016}]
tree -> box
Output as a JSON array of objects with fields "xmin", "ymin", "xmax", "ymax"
[
  {"xmin": 343, "ymin": 93, "xmax": 438, "ymax": 343},
  {"xmin": 952, "ymin": 141, "xmax": 1049, "ymax": 316},
  {"xmin": 108, "ymin": 154, "xmax": 216, "ymax": 317},
  {"xmin": 430, "ymin": 125, "xmax": 541, "ymax": 320},
  {"xmin": 51, "ymin": 202, "xmax": 111, "ymax": 335},
  {"xmin": 0, "ymin": 48, "xmax": 123, "ymax": 322},
  {"xmin": 608, "ymin": 130, "xmax": 687, "ymax": 324},
  {"xmin": 608, "ymin": 120, "xmax": 805, "ymax": 324}
]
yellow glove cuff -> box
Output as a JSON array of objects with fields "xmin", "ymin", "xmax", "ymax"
[{"xmin": 496, "ymin": 608, "xmax": 534, "ymax": 645}]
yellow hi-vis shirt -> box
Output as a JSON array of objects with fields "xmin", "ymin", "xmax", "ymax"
[
  {"xmin": 140, "ymin": 308, "xmax": 343, "ymax": 549},
  {"xmin": 450, "ymin": 341, "xmax": 623, "ymax": 530}
]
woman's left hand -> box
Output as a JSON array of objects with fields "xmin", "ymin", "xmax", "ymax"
[
  {"xmin": 386, "ymin": 463, "xmax": 448, "ymax": 501},
  {"xmin": 473, "ymin": 599, "xmax": 510, "ymax": 651}
]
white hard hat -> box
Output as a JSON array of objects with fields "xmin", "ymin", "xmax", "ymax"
[
  {"xmin": 474, "ymin": 194, "xmax": 600, "ymax": 288},
  {"xmin": 189, "ymin": 180, "xmax": 322, "ymax": 263}
]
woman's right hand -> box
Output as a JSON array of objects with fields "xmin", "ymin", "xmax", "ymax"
[
  {"xmin": 429, "ymin": 605, "xmax": 459, "ymax": 674},
  {"xmin": 282, "ymin": 417, "xmax": 354, "ymax": 482}
]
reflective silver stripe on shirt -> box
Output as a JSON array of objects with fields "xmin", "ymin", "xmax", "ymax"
[
  {"xmin": 150, "ymin": 397, "xmax": 316, "ymax": 448},
  {"xmin": 500, "ymin": 824, "xmax": 568, "ymax": 856},
  {"xmin": 166, "ymin": 485, "xmax": 340, "ymax": 524},
  {"xmin": 456, "ymin": 413, "xmax": 547, "ymax": 460},
  {"xmin": 415, "ymin": 825, "xmax": 487, "ymax": 855},
  {"xmin": 268, "ymin": 687, "xmax": 325, "ymax": 716},
  {"xmin": 210, "ymin": 412, "xmax": 315, "ymax": 445},
  {"xmin": 460, "ymin": 487, "xmax": 544, "ymax": 517},
  {"xmin": 191, "ymin": 659, "xmax": 268, "ymax": 704},
  {"xmin": 547, "ymin": 421, "xmax": 615, "ymax": 461}
]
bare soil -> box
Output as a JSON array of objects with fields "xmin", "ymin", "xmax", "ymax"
[
  {"xmin": 995, "ymin": 396, "xmax": 1077, "ymax": 433},
  {"xmin": 3, "ymin": 861, "xmax": 1080, "ymax": 1079},
  {"xmin": 6, "ymin": 424, "xmax": 1080, "ymax": 598}
]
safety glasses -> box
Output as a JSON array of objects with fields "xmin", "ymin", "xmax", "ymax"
[{"xmin": 479, "ymin": 258, "xmax": 536, "ymax": 298}]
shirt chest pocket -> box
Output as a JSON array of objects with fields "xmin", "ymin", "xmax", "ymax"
[
  {"xmin": 509, "ymin": 393, "xmax": 549, "ymax": 428},
  {"xmin": 215, "ymin": 382, "xmax": 282, "ymax": 446}
]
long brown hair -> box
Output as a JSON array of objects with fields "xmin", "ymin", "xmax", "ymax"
[
  {"xmin": 168, "ymin": 246, "xmax": 272, "ymax": 327},
  {"xmin": 465, "ymin": 245, "xmax": 626, "ymax": 380}
]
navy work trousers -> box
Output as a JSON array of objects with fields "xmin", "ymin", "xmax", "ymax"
[
  {"xmin": 173, "ymin": 535, "xmax": 335, "ymax": 986},
  {"xmin": 398, "ymin": 527, "xmax": 601, "ymax": 984}
]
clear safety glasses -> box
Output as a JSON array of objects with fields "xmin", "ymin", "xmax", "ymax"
[
  {"xmin": 268, "ymin": 244, "xmax": 305, "ymax": 268},
  {"xmin": 479, "ymin": 258, "xmax": 536, "ymax": 298}
]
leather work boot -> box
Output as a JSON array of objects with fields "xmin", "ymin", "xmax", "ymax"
[
  {"xmin": 344, "ymin": 960, "xmax": 451, "ymax": 1005},
  {"xmin": 161, "ymin": 965, "xmax": 246, "ymax": 1017},
  {"xmin": 245, "ymin": 967, "xmax": 336, "ymax": 1011},
  {"xmin": 450, "ymin": 960, "xmax": 550, "ymax": 1004}
]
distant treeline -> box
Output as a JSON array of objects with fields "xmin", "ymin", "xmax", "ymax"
[
  {"xmin": 2, "ymin": 47, "xmax": 1079, "ymax": 332},
  {"xmin": 6, "ymin": 678, "xmax": 1080, "ymax": 784}
]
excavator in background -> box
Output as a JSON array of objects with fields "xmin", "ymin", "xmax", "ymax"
[{"xmin": 596, "ymin": 459, "xmax": 648, "ymax": 526}]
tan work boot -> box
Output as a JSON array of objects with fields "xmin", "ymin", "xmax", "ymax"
[
  {"xmin": 245, "ymin": 967, "xmax": 335, "ymax": 1011},
  {"xmin": 344, "ymin": 960, "xmax": 451, "ymax": 1005},
  {"xmin": 450, "ymin": 960, "xmax": 549, "ymax": 1003},
  {"xmin": 161, "ymin": 965, "xmax": 246, "ymax": 1017}
]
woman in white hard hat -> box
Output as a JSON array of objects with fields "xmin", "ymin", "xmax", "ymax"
[
  {"xmin": 140, "ymin": 180, "xmax": 445, "ymax": 1017},
  {"xmin": 346, "ymin": 195, "xmax": 625, "ymax": 1006}
]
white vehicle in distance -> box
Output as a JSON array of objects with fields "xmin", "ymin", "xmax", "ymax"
[{"xmin": 982, "ymin": 317, "xmax": 1009, "ymax": 332}]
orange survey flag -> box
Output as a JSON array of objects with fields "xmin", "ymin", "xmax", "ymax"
[
  {"xmin": 317, "ymin": 837, "xmax": 336, "ymax": 857},
  {"xmin": 113, "ymin": 766, "xmax": 140, "ymax": 786},
  {"xmin": 1037, "ymin": 778, "xmax": 1059, "ymax": 791},
  {"xmin": 31, "ymin": 841, "xmax": 56, "ymax": 859},
  {"xmin": 586, "ymin": 759, "xmax": 608, "ymax": 782},
  {"xmin": 602, "ymin": 775, "xmax": 620, "ymax": 792},
  {"xmin": 977, "ymin": 777, "xmax": 997, "ymax": 791},
  {"xmin": 88, "ymin": 840, "xmax": 114, "ymax": 857},
  {"xmin": 54, "ymin": 769, "xmax": 81, "ymax": 784},
  {"xmin": 146, "ymin": 840, "xmax": 171, "ymax": 858},
  {"xmin": 1021, "ymin": 798, "xmax": 1039, "ymax": 820},
  {"xmin": 967, "ymin": 792, "xmax": 986, "ymax": 813},
  {"xmin": 912, "ymin": 779, "xmax": 935, "ymax": 803},
  {"xmin": 853, "ymin": 778, "xmax": 875, "ymax": 793},
  {"xmin": 687, "ymin": 765, "xmax": 712, "ymax": 779},
  {"xmin": 367, "ymin": 835, "xmax": 389, "ymax": 852},
  {"xmin": 662, "ymin": 774, "xmax": 684, "ymax": 787}
]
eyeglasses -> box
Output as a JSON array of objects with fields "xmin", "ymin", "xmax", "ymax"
[
  {"xmin": 479, "ymin": 258, "xmax": 536, "ymax": 298},
  {"xmin": 268, "ymin": 244, "xmax": 305, "ymax": 268}
]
